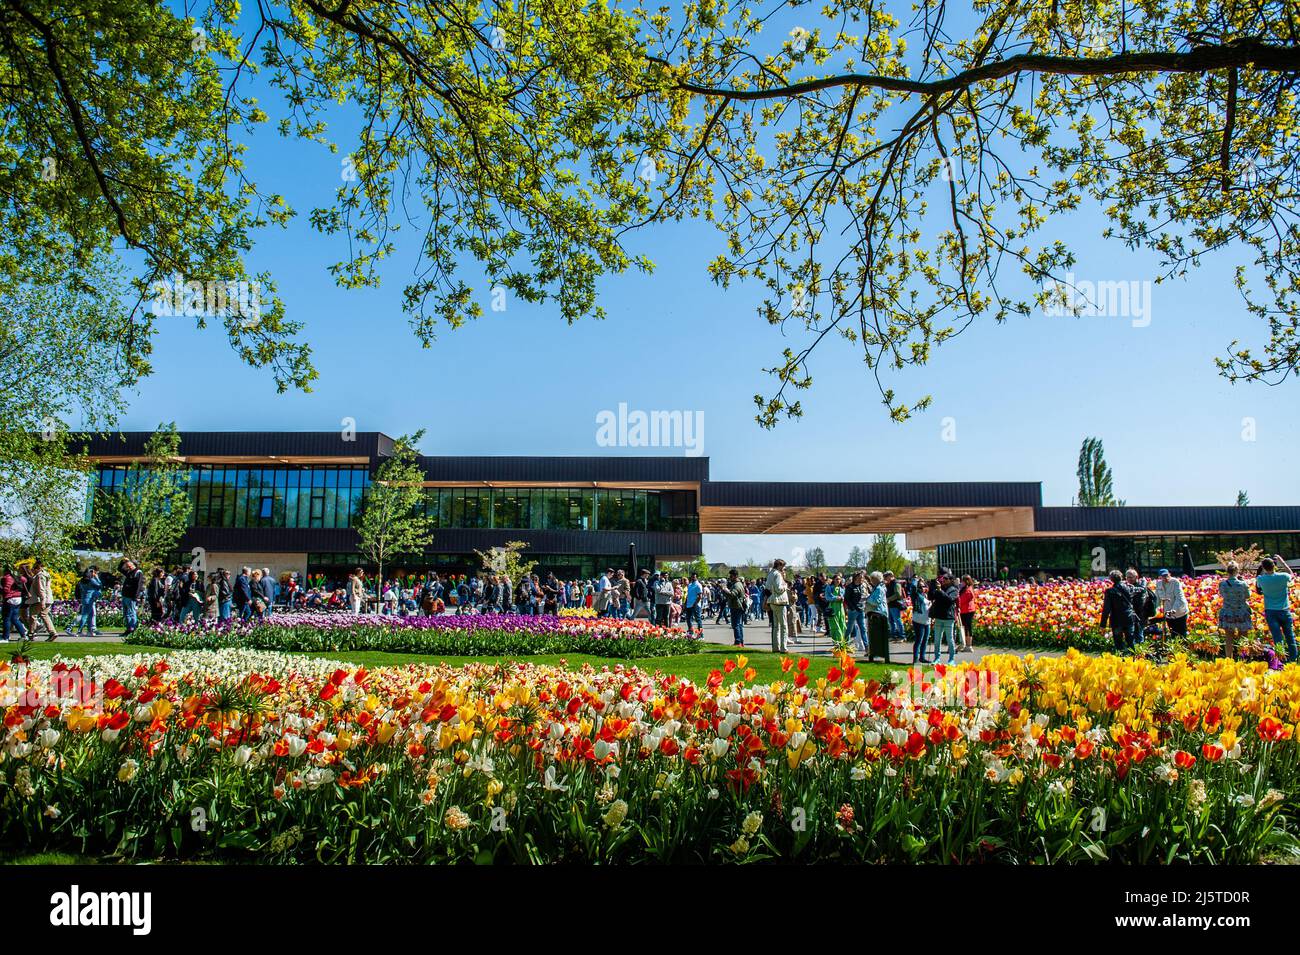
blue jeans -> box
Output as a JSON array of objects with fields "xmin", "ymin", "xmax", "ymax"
[
  {"xmin": 1264, "ymin": 608, "xmax": 1298, "ymax": 662},
  {"xmin": 684, "ymin": 604, "xmax": 703, "ymax": 631},
  {"xmin": 177, "ymin": 598, "xmax": 202, "ymax": 624},
  {"xmin": 731, "ymin": 613, "xmax": 745, "ymax": 645},
  {"xmin": 932, "ymin": 619, "xmax": 956, "ymax": 663},
  {"xmin": 846, "ymin": 609, "xmax": 866, "ymax": 650},
  {"xmin": 888, "ymin": 605, "xmax": 905, "ymax": 640},
  {"xmin": 3, "ymin": 602, "xmax": 27, "ymax": 640},
  {"xmin": 912, "ymin": 622, "xmax": 930, "ymax": 662},
  {"xmin": 122, "ymin": 596, "xmax": 138, "ymax": 632},
  {"xmin": 76, "ymin": 603, "xmax": 96, "ymax": 634},
  {"xmin": 239, "ymin": 602, "xmax": 253, "ymax": 621},
  {"xmin": 219, "ymin": 599, "xmax": 232, "ymax": 621}
]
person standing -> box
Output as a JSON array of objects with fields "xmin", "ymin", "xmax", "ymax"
[
  {"xmin": 203, "ymin": 572, "xmax": 221, "ymax": 619},
  {"xmin": 1125, "ymin": 569, "xmax": 1154, "ymax": 644},
  {"xmin": 347, "ymin": 568, "xmax": 365, "ymax": 615},
  {"xmin": 928, "ymin": 571, "xmax": 959, "ymax": 664},
  {"xmin": 71, "ymin": 567, "xmax": 102, "ymax": 637},
  {"xmin": 910, "ymin": 578, "xmax": 931, "ymax": 664},
  {"xmin": 542, "ymin": 573, "xmax": 562, "ymax": 615},
  {"xmin": 1255, "ymin": 556, "xmax": 1296, "ymax": 663},
  {"xmin": 118, "ymin": 558, "xmax": 144, "ymax": 637},
  {"xmin": 615, "ymin": 570, "xmax": 632, "ymax": 619},
  {"xmin": 633, "ymin": 569, "xmax": 652, "ymax": 619},
  {"xmin": 260, "ymin": 568, "xmax": 276, "ymax": 617},
  {"xmin": 864, "ymin": 570, "xmax": 891, "ymax": 662},
  {"xmin": 653, "ymin": 571, "xmax": 675, "ymax": 626},
  {"xmin": 1153, "ymin": 569, "xmax": 1189, "ymax": 637},
  {"xmin": 683, "ymin": 572, "xmax": 705, "ymax": 636},
  {"xmin": 499, "ymin": 573, "xmax": 512, "ymax": 614},
  {"xmin": 234, "ymin": 567, "xmax": 253, "ymax": 621},
  {"xmin": 884, "ymin": 571, "xmax": 906, "ymax": 643},
  {"xmin": 725, "ymin": 569, "xmax": 748, "ymax": 646},
  {"xmin": 845, "ymin": 571, "xmax": 867, "ymax": 653},
  {"xmin": 1217, "ymin": 560, "xmax": 1253, "ymax": 661},
  {"xmin": 594, "ymin": 569, "xmax": 612, "ymax": 617},
  {"xmin": 957, "ymin": 575, "xmax": 977, "ymax": 652},
  {"xmin": 821, "ymin": 571, "xmax": 845, "ymax": 648},
  {"xmin": 794, "ymin": 575, "xmax": 811, "ymax": 629},
  {"xmin": 1100, "ymin": 569, "xmax": 1137, "ymax": 654},
  {"xmin": 766, "ymin": 559, "xmax": 791, "ymax": 652},
  {"xmin": 147, "ymin": 566, "xmax": 168, "ymax": 623},
  {"xmin": 216, "ymin": 568, "xmax": 233, "ymax": 621},
  {"xmin": 176, "ymin": 569, "xmax": 203, "ymax": 624}
]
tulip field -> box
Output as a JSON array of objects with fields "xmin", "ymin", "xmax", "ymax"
[
  {"xmin": 973, "ymin": 576, "xmax": 1298, "ymax": 651},
  {"xmin": 2, "ymin": 645, "xmax": 1297, "ymax": 864}
]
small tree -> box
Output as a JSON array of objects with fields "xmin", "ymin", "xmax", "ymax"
[
  {"xmin": 0, "ymin": 431, "xmax": 89, "ymax": 570},
  {"xmin": 844, "ymin": 545, "xmax": 868, "ymax": 569},
  {"xmin": 1212, "ymin": 544, "xmax": 1266, "ymax": 574},
  {"xmin": 1075, "ymin": 437, "xmax": 1125, "ymax": 507},
  {"xmin": 92, "ymin": 424, "xmax": 192, "ymax": 567},
  {"xmin": 803, "ymin": 547, "xmax": 827, "ymax": 572},
  {"xmin": 475, "ymin": 541, "xmax": 538, "ymax": 582},
  {"xmin": 867, "ymin": 534, "xmax": 908, "ymax": 576},
  {"xmin": 355, "ymin": 432, "xmax": 433, "ymax": 589},
  {"xmin": 1236, "ymin": 490, "xmax": 1250, "ymax": 506},
  {"xmin": 908, "ymin": 549, "xmax": 938, "ymax": 580}
]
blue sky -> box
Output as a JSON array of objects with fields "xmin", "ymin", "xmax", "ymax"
[{"xmin": 113, "ymin": 7, "xmax": 1297, "ymax": 565}]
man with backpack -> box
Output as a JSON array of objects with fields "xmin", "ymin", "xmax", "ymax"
[
  {"xmin": 1100, "ymin": 569, "xmax": 1139, "ymax": 653},
  {"xmin": 725, "ymin": 569, "xmax": 748, "ymax": 646}
]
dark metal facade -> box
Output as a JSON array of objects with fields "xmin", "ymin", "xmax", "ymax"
[{"xmin": 700, "ymin": 481, "xmax": 1042, "ymax": 508}]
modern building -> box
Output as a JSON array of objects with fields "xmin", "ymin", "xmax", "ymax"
[{"xmin": 79, "ymin": 431, "xmax": 1300, "ymax": 581}]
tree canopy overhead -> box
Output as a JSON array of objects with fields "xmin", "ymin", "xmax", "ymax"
[{"xmin": 4, "ymin": 0, "xmax": 1299, "ymax": 425}]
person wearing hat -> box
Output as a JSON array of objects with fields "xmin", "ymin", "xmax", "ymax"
[{"xmin": 1153, "ymin": 569, "xmax": 1189, "ymax": 637}]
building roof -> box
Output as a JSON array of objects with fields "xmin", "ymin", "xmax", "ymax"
[{"xmin": 73, "ymin": 432, "xmax": 1300, "ymax": 547}]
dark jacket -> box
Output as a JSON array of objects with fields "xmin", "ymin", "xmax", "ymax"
[
  {"xmin": 258, "ymin": 575, "xmax": 275, "ymax": 603},
  {"xmin": 927, "ymin": 581, "xmax": 959, "ymax": 620},
  {"xmin": 146, "ymin": 576, "xmax": 168, "ymax": 605},
  {"xmin": 1100, "ymin": 581, "xmax": 1137, "ymax": 630},
  {"xmin": 844, "ymin": 582, "xmax": 864, "ymax": 611},
  {"xmin": 120, "ymin": 568, "xmax": 144, "ymax": 600},
  {"xmin": 1131, "ymin": 584, "xmax": 1155, "ymax": 621},
  {"xmin": 233, "ymin": 573, "xmax": 253, "ymax": 606}
]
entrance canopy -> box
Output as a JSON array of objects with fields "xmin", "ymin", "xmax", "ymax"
[{"xmin": 698, "ymin": 481, "xmax": 1041, "ymax": 547}]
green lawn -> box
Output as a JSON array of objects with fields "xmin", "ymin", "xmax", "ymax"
[{"xmin": 13, "ymin": 641, "xmax": 904, "ymax": 686}]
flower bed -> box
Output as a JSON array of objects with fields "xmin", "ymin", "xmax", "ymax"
[
  {"xmin": 50, "ymin": 600, "xmax": 125, "ymax": 631},
  {"xmin": 2, "ymin": 647, "xmax": 1296, "ymax": 864},
  {"xmin": 123, "ymin": 612, "xmax": 698, "ymax": 659},
  {"xmin": 973, "ymin": 576, "xmax": 1299, "ymax": 651}
]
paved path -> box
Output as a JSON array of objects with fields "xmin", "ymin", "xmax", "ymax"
[{"xmin": 693, "ymin": 615, "xmax": 1063, "ymax": 661}]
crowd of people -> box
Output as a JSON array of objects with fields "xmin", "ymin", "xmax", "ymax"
[
  {"xmin": 1097, "ymin": 555, "xmax": 1297, "ymax": 662},
  {"xmin": 3, "ymin": 553, "xmax": 1294, "ymax": 665}
]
